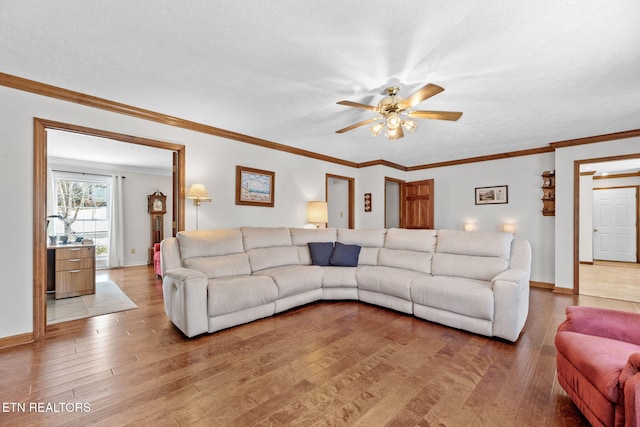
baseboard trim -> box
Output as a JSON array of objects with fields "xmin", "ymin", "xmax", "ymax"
[
  {"xmin": 579, "ymin": 261, "xmax": 594, "ymax": 265},
  {"xmin": 530, "ymin": 281, "xmax": 554, "ymax": 290},
  {"xmin": 553, "ymin": 287, "xmax": 575, "ymax": 295},
  {"xmin": 0, "ymin": 332, "xmax": 34, "ymax": 350}
]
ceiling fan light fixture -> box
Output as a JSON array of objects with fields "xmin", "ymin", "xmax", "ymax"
[
  {"xmin": 402, "ymin": 119, "xmax": 417, "ymax": 133},
  {"xmin": 369, "ymin": 122, "xmax": 384, "ymax": 137},
  {"xmin": 386, "ymin": 113, "xmax": 401, "ymax": 130},
  {"xmin": 386, "ymin": 125, "xmax": 404, "ymax": 140}
]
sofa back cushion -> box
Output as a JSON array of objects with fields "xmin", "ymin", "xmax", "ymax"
[
  {"xmin": 290, "ymin": 228, "xmax": 337, "ymax": 265},
  {"xmin": 384, "ymin": 228, "xmax": 437, "ymax": 252},
  {"xmin": 432, "ymin": 230, "xmax": 512, "ymax": 281},
  {"xmin": 241, "ymin": 227, "xmax": 299, "ymax": 271},
  {"xmin": 377, "ymin": 228, "xmax": 437, "ymax": 273},
  {"xmin": 241, "ymin": 227, "xmax": 292, "ymax": 249},
  {"xmin": 184, "ymin": 253, "xmax": 252, "ymax": 279},
  {"xmin": 177, "ymin": 229, "xmax": 251, "ymax": 278},
  {"xmin": 337, "ymin": 228, "xmax": 386, "ymax": 265},
  {"xmin": 177, "ymin": 229, "xmax": 244, "ymax": 259}
]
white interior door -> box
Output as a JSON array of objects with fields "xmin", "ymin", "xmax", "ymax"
[
  {"xmin": 593, "ymin": 187, "xmax": 637, "ymax": 262},
  {"xmin": 327, "ymin": 177, "xmax": 349, "ymax": 228}
]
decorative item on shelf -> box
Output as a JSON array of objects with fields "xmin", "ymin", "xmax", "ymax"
[
  {"xmin": 307, "ymin": 201, "xmax": 328, "ymax": 228},
  {"xmin": 147, "ymin": 191, "xmax": 167, "ymax": 264},
  {"xmin": 46, "ymin": 215, "xmax": 81, "ymax": 244},
  {"xmin": 187, "ymin": 184, "xmax": 211, "ymax": 230},
  {"xmin": 541, "ymin": 171, "xmax": 555, "ymax": 216},
  {"xmin": 364, "ymin": 193, "xmax": 372, "ymax": 212}
]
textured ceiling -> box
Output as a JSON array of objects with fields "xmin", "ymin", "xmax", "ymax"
[{"xmin": 2, "ymin": 1, "xmax": 640, "ymax": 167}]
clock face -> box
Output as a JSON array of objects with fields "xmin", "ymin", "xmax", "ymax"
[
  {"xmin": 148, "ymin": 193, "xmax": 166, "ymax": 213},
  {"xmin": 153, "ymin": 199, "xmax": 163, "ymax": 212}
]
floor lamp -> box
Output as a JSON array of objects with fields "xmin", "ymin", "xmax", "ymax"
[{"xmin": 187, "ymin": 184, "xmax": 211, "ymax": 230}]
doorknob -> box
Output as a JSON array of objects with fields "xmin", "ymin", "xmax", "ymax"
[{"xmin": 593, "ymin": 228, "xmax": 598, "ymax": 232}]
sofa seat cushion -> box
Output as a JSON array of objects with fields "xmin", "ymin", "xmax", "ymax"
[
  {"xmin": 207, "ymin": 275, "xmax": 278, "ymax": 316},
  {"xmin": 555, "ymin": 331, "xmax": 640, "ymax": 403},
  {"xmin": 411, "ymin": 276, "xmax": 494, "ymax": 321},
  {"xmin": 254, "ymin": 265, "xmax": 324, "ymax": 298},
  {"xmin": 321, "ymin": 266, "xmax": 357, "ymax": 288},
  {"xmin": 356, "ymin": 266, "xmax": 427, "ymax": 301}
]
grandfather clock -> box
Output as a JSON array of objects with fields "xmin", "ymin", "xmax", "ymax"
[{"xmin": 147, "ymin": 191, "xmax": 167, "ymax": 265}]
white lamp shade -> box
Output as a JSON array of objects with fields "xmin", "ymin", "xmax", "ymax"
[
  {"xmin": 187, "ymin": 184, "xmax": 210, "ymax": 200},
  {"xmin": 307, "ymin": 201, "xmax": 328, "ymax": 224}
]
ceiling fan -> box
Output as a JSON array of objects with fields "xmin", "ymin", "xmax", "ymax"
[{"xmin": 335, "ymin": 84, "xmax": 462, "ymax": 140}]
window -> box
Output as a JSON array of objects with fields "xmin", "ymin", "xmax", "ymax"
[{"xmin": 50, "ymin": 172, "xmax": 111, "ymax": 267}]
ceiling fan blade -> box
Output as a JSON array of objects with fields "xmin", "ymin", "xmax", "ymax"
[
  {"xmin": 407, "ymin": 110, "xmax": 463, "ymax": 121},
  {"xmin": 335, "ymin": 118, "xmax": 380, "ymax": 133},
  {"xmin": 336, "ymin": 100, "xmax": 377, "ymax": 111},
  {"xmin": 398, "ymin": 84, "xmax": 444, "ymax": 109}
]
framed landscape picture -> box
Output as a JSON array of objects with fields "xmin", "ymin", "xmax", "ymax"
[
  {"xmin": 475, "ymin": 185, "xmax": 508, "ymax": 205},
  {"xmin": 236, "ymin": 165, "xmax": 275, "ymax": 207}
]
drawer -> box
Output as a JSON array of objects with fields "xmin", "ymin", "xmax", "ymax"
[
  {"xmin": 56, "ymin": 246, "xmax": 95, "ymax": 260},
  {"xmin": 55, "ymin": 269, "xmax": 95, "ymax": 298},
  {"xmin": 56, "ymin": 257, "xmax": 94, "ymax": 271}
]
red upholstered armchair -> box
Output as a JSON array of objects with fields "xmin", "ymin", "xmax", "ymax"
[
  {"xmin": 153, "ymin": 243, "xmax": 162, "ymax": 277},
  {"xmin": 555, "ymin": 306, "xmax": 640, "ymax": 427}
]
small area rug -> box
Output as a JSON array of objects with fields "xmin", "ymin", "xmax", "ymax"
[{"xmin": 47, "ymin": 281, "xmax": 137, "ymax": 325}]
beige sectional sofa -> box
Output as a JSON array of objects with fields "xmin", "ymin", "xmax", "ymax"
[{"xmin": 161, "ymin": 227, "xmax": 531, "ymax": 342}]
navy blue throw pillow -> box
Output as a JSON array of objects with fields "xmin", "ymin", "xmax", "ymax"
[
  {"xmin": 308, "ymin": 242, "xmax": 334, "ymax": 266},
  {"xmin": 329, "ymin": 242, "xmax": 361, "ymax": 267}
]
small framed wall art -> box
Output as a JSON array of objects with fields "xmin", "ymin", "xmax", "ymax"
[
  {"xmin": 364, "ymin": 193, "xmax": 372, "ymax": 212},
  {"xmin": 475, "ymin": 185, "xmax": 508, "ymax": 205},
  {"xmin": 236, "ymin": 165, "xmax": 275, "ymax": 207}
]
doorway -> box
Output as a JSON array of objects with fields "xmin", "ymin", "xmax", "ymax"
[
  {"xmin": 385, "ymin": 177, "xmax": 404, "ymax": 228},
  {"xmin": 575, "ymin": 154, "xmax": 640, "ymax": 300},
  {"xmin": 593, "ymin": 187, "xmax": 638, "ymax": 263},
  {"xmin": 34, "ymin": 118, "xmax": 186, "ymax": 340},
  {"xmin": 326, "ymin": 174, "xmax": 354, "ymax": 229}
]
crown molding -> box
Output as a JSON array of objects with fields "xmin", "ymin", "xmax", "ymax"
[{"xmin": 2, "ymin": 72, "xmax": 638, "ymax": 172}]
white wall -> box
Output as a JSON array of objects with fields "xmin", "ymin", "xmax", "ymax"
[
  {"xmin": 554, "ymin": 137, "xmax": 640, "ymax": 289},
  {"xmin": 404, "ymin": 153, "xmax": 556, "ymax": 285}
]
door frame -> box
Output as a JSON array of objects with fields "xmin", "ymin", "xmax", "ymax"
[
  {"xmin": 33, "ymin": 118, "xmax": 186, "ymax": 340},
  {"xmin": 574, "ymin": 153, "xmax": 640, "ymax": 295},
  {"xmin": 325, "ymin": 173, "xmax": 355, "ymax": 229}
]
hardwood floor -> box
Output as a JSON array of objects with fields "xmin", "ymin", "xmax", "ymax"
[
  {"xmin": 1, "ymin": 266, "xmax": 638, "ymax": 426},
  {"xmin": 580, "ymin": 261, "xmax": 640, "ymax": 303}
]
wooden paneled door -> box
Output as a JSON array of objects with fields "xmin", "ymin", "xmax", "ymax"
[{"xmin": 403, "ymin": 179, "xmax": 434, "ymax": 229}]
